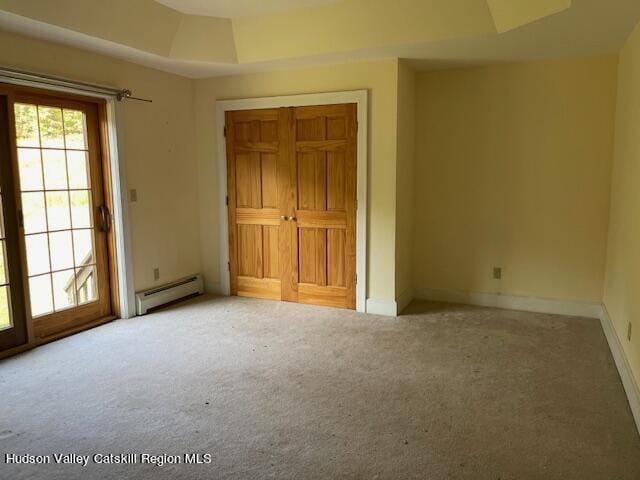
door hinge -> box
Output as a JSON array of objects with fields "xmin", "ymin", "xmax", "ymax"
[
  {"xmin": 224, "ymin": 126, "xmax": 227, "ymax": 138},
  {"xmin": 356, "ymin": 121, "xmax": 359, "ymax": 132},
  {"xmin": 355, "ymin": 273, "xmax": 358, "ymax": 284},
  {"xmin": 225, "ymin": 195, "xmax": 229, "ymax": 206},
  {"xmin": 228, "ymin": 262, "xmax": 231, "ymax": 272},
  {"xmin": 18, "ymin": 209, "xmax": 24, "ymax": 228}
]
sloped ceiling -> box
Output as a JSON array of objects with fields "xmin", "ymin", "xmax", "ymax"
[
  {"xmin": 154, "ymin": 0, "xmax": 342, "ymax": 18},
  {"xmin": 0, "ymin": 0, "xmax": 638, "ymax": 78},
  {"xmin": 486, "ymin": 0, "xmax": 571, "ymax": 33}
]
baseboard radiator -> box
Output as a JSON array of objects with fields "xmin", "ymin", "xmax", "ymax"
[{"xmin": 135, "ymin": 274, "xmax": 204, "ymax": 315}]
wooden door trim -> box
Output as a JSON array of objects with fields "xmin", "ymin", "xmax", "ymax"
[
  {"xmin": 0, "ymin": 82, "xmax": 130, "ymax": 356},
  {"xmin": 97, "ymin": 103, "xmax": 121, "ymax": 318},
  {"xmin": 216, "ymin": 91, "xmax": 368, "ymax": 312}
]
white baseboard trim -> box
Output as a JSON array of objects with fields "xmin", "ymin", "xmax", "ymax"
[
  {"xmin": 600, "ymin": 305, "xmax": 640, "ymax": 435},
  {"xmin": 396, "ymin": 288, "xmax": 414, "ymax": 315},
  {"xmin": 415, "ymin": 288, "xmax": 602, "ymax": 319},
  {"xmin": 366, "ymin": 298, "xmax": 398, "ymax": 316}
]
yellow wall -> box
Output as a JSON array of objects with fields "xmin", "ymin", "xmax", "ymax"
[
  {"xmin": 604, "ymin": 22, "xmax": 640, "ymax": 390},
  {"xmin": 1, "ymin": 27, "xmax": 623, "ymax": 318},
  {"xmin": 395, "ymin": 60, "xmax": 416, "ymax": 301},
  {"xmin": 0, "ymin": 29, "xmax": 201, "ymax": 291},
  {"xmin": 414, "ymin": 56, "xmax": 618, "ymax": 303},
  {"xmin": 193, "ymin": 59, "xmax": 400, "ymax": 302},
  {"xmin": 0, "ymin": 27, "xmax": 401, "ymax": 304}
]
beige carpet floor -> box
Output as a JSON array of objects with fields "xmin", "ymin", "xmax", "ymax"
[{"xmin": 0, "ymin": 295, "xmax": 639, "ymax": 479}]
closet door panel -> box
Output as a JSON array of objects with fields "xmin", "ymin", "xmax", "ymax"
[
  {"xmin": 291, "ymin": 104, "xmax": 356, "ymax": 309},
  {"xmin": 226, "ymin": 109, "xmax": 286, "ymax": 301}
]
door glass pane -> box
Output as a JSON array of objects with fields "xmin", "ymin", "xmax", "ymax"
[
  {"xmin": 0, "ymin": 229, "xmax": 9, "ymax": 331},
  {"xmin": 14, "ymin": 104, "xmax": 40, "ymax": 147},
  {"xmin": 76, "ymin": 265, "xmax": 97, "ymax": 305},
  {"xmin": 73, "ymin": 229, "xmax": 94, "ymax": 265},
  {"xmin": 22, "ymin": 192, "xmax": 47, "ymax": 233},
  {"xmin": 0, "ymin": 196, "xmax": 4, "ymax": 238},
  {"xmin": 49, "ymin": 231, "xmax": 74, "ymax": 271},
  {"xmin": 25, "ymin": 234, "xmax": 50, "ymax": 276},
  {"xmin": 46, "ymin": 192, "xmax": 71, "ymax": 231},
  {"xmin": 38, "ymin": 106, "xmax": 64, "ymax": 148},
  {"xmin": 52, "ymin": 269, "xmax": 76, "ymax": 311},
  {"xmin": 0, "ymin": 240, "xmax": 6, "ymax": 285},
  {"xmin": 67, "ymin": 151, "xmax": 89, "ymax": 189},
  {"xmin": 14, "ymin": 103, "xmax": 100, "ymax": 317},
  {"xmin": 63, "ymin": 109, "xmax": 87, "ymax": 149},
  {"xmin": 29, "ymin": 274, "xmax": 53, "ymax": 317},
  {"xmin": 70, "ymin": 190, "xmax": 91, "ymax": 228},
  {"xmin": 18, "ymin": 148, "xmax": 43, "ymax": 191},
  {"xmin": 0, "ymin": 286, "xmax": 10, "ymax": 331},
  {"xmin": 42, "ymin": 149, "xmax": 67, "ymax": 190}
]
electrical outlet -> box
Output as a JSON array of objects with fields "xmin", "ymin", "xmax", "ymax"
[
  {"xmin": 153, "ymin": 268, "xmax": 160, "ymax": 281},
  {"xmin": 130, "ymin": 189, "xmax": 138, "ymax": 202},
  {"xmin": 628, "ymin": 322, "xmax": 632, "ymax": 342},
  {"xmin": 493, "ymin": 267, "xmax": 502, "ymax": 280}
]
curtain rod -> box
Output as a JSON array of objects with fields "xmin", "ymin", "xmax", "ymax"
[{"xmin": 0, "ymin": 67, "xmax": 152, "ymax": 103}]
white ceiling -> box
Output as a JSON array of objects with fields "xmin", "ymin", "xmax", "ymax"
[{"xmin": 154, "ymin": 0, "xmax": 341, "ymax": 18}]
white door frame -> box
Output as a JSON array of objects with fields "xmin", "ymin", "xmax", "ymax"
[
  {"xmin": 0, "ymin": 78, "xmax": 136, "ymax": 318},
  {"xmin": 216, "ymin": 90, "xmax": 368, "ymax": 312}
]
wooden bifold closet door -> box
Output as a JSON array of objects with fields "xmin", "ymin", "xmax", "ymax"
[{"xmin": 225, "ymin": 103, "xmax": 357, "ymax": 309}]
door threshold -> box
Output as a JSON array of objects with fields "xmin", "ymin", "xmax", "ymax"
[
  {"xmin": 35, "ymin": 315, "xmax": 118, "ymax": 345},
  {"xmin": 0, "ymin": 315, "xmax": 118, "ymax": 361},
  {"xmin": 0, "ymin": 342, "xmax": 31, "ymax": 361}
]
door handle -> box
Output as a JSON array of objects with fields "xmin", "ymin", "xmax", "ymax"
[
  {"xmin": 280, "ymin": 215, "xmax": 297, "ymax": 222},
  {"xmin": 98, "ymin": 205, "xmax": 111, "ymax": 233}
]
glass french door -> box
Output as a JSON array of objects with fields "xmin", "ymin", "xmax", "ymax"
[
  {"xmin": 0, "ymin": 86, "xmax": 113, "ymax": 346},
  {"xmin": 0, "ymin": 94, "xmax": 27, "ymax": 351}
]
